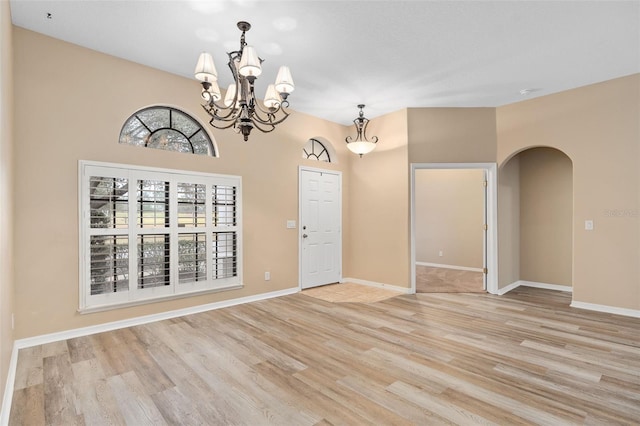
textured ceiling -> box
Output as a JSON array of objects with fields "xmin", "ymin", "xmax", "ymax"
[{"xmin": 9, "ymin": 0, "xmax": 640, "ymax": 125}]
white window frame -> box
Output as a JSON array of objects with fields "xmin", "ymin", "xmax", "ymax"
[{"xmin": 78, "ymin": 160, "xmax": 242, "ymax": 313}]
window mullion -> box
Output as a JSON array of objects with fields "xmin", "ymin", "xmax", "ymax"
[
  {"xmin": 169, "ymin": 180, "xmax": 179, "ymax": 293},
  {"xmin": 206, "ymin": 184, "xmax": 214, "ymax": 284},
  {"xmin": 128, "ymin": 171, "xmax": 138, "ymax": 300}
]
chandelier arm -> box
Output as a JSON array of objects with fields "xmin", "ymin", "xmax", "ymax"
[
  {"xmin": 251, "ymin": 97, "xmax": 291, "ymax": 123},
  {"xmin": 253, "ymin": 104, "xmax": 280, "ymax": 117},
  {"xmin": 251, "ymin": 107, "xmax": 291, "ymax": 127},
  {"xmin": 201, "ymin": 103, "xmax": 241, "ymax": 123},
  {"xmin": 206, "ymin": 115, "xmax": 241, "ymax": 130},
  {"xmin": 253, "ymin": 98, "xmax": 283, "ymax": 116},
  {"xmin": 201, "ymin": 61, "xmax": 245, "ymax": 123},
  {"xmin": 346, "ymin": 117, "xmax": 363, "ymax": 142},
  {"xmin": 250, "ymin": 119, "xmax": 277, "ymax": 133},
  {"xmin": 360, "ymin": 117, "xmax": 371, "ymax": 141}
]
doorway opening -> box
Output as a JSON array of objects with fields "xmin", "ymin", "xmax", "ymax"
[{"xmin": 411, "ymin": 163, "xmax": 498, "ymax": 294}]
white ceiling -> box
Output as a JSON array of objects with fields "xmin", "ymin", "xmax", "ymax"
[{"xmin": 9, "ymin": 0, "xmax": 640, "ymax": 125}]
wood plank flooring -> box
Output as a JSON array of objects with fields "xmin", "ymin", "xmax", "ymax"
[
  {"xmin": 302, "ymin": 282, "xmax": 402, "ymax": 303},
  {"xmin": 416, "ymin": 266, "xmax": 485, "ymax": 293},
  {"xmin": 9, "ymin": 287, "xmax": 640, "ymax": 425}
]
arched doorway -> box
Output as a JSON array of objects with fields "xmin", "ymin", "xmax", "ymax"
[{"xmin": 499, "ymin": 147, "xmax": 573, "ymax": 292}]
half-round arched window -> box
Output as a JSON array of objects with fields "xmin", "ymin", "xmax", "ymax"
[
  {"xmin": 119, "ymin": 106, "xmax": 216, "ymax": 156},
  {"xmin": 302, "ymin": 138, "xmax": 331, "ymax": 162}
]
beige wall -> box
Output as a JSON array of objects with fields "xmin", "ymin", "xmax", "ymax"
[
  {"xmin": 408, "ymin": 108, "xmax": 497, "ymax": 163},
  {"xmin": 414, "ymin": 169, "xmax": 484, "ymax": 268},
  {"xmin": 519, "ymin": 148, "xmax": 573, "ymax": 286},
  {"xmin": 12, "ymin": 28, "xmax": 351, "ymax": 338},
  {"xmin": 497, "ymin": 74, "xmax": 640, "ymax": 310},
  {"xmin": 0, "ymin": 0, "xmax": 15, "ymax": 405},
  {"xmin": 498, "ymin": 156, "xmax": 520, "ymax": 288},
  {"xmin": 407, "ymin": 108, "xmax": 497, "ymax": 285},
  {"xmin": 346, "ymin": 109, "xmax": 409, "ymax": 286}
]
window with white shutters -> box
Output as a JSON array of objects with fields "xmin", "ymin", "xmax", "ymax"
[{"xmin": 79, "ymin": 161, "xmax": 242, "ymax": 311}]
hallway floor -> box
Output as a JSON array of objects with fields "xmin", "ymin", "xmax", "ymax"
[{"xmin": 416, "ymin": 265, "xmax": 484, "ymax": 292}]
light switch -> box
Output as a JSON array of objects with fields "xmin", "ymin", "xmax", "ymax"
[
  {"xmin": 585, "ymin": 220, "xmax": 594, "ymax": 231},
  {"xmin": 287, "ymin": 220, "xmax": 296, "ymax": 229}
]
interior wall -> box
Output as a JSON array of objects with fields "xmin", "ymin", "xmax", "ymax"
[
  {"xmin": 519, "ymin": 148, "xmax": 573, "ymax": 286},
  {"xmin": 497, "ymin": 74, "xmax": 640, "ymax": 310},
  {"xmin": 497, "ymin": 156, "xmax": 520, "ymax": 289},
  {"xmin": 12, "ymin": 28, "xmax": 350, "ymax": 339},
  {"xmin": 0, "ymin": 0, "xmax": 15, "ymax": 406},
  {"xmin": 346, "ymin": 108, "xmax": 497, "ymax": 289},
  {"xmin": 407, "ymin": 108, "xmax": 497, "ymax": 163},
  {"xmin": 346, "ymin": 109, "xmax": 409, "ymax": 287},
  {"xmin": 414, "ymin": 169, "xmax": 484, "ymax": 268}
]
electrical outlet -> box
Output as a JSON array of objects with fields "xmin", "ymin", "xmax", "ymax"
[
  {"xmin": 585, "ymin": 220, "xmax": 594, "ymax": 231},
  {"xmin": 264, "ymin": 271, "xmax": 271, "ymax": 281},
  {"xmin": 439, "ymin": 250, "xmax": 443, "ymax": 257}
]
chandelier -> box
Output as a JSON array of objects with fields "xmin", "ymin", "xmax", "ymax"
[
  {"xmin": 194, "ymin": 21, "xmax": 295, "ymax": 141},
  {"xmin": 345, "ymin": 104, "xmax": 378, "ymax": 157}
]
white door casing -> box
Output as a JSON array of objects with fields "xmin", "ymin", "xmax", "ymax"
[
  {"xmin": 410, "ymin": 163, "xmax": 498, "ymax": 294},
  {"xmin": 299, "ymin": 167, "xmax": 342, "ymax": 289}
]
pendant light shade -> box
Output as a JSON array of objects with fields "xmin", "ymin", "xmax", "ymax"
[
  {"xmin": 263, "ymin": 84, "xmax": 282, "ymax": 109},
  {"xmin": 224, "ymin": 84, "xmax": 237, "ymax": 108},
  {"xmin": 194, "ymin": 52, "xmax": 217, "ymax": 82},
  {"xmin": 346, "ymin": 140, "xmax": 377, "ymax": 156},
  {"xmin": 275, "ymin": 66, "xmax": 295, "ymax": 97},
  {"xmin": 238, "ymin": 45, "xmax": 262, "ymax": 78}
]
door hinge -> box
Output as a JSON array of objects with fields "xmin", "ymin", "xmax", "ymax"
[
  {"xmin": 483, "ymin": 267, "xmax": 488, "ymax": 274},
  {"xmin": 483, "ymin": 180, "xmax": 488, "ymax": 187},
  {"xmin": 483, "ymin": 224, "xmax": 488, "ymax": 231}
]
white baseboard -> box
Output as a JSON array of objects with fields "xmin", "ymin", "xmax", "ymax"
[
  {"xmin": 497, "ymin": 281, "xmax": 521, "ymax": 295},
  {"xmin": 14, "ymin": 287, "xmax": 299, "ymax": 350},
  {"xmin": 494, "ymin": 282, "xmax": 639, "ymax": 319},
  {"xmin": 497, "ymin": 280, "xmax": 573, "ymax": 295},
  {"xmin": 520, "ymin": 281, "xmax": 573, "ymax": 293},
  {"xmin": 341, "ymin": 277, "xmax": 411, "ymax": 294},
  {"xmin": 416, "ymin": 262, "xmax": 483, "ymax": 273},
  {"xmin": 1, "ymin": 343, "xmax": 19, "ymax": 426},
  {"xmin": 570, "ymin": 301, "xmax": 640, "ymax": 318}
]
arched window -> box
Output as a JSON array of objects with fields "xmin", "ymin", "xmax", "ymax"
[
  {"xmin": 302, "ymin": 138, "xmax": 331, "ymax": 162},
  {"xmin": 119, "ymin": 106, "xmax": 216, "ymax": 156}
]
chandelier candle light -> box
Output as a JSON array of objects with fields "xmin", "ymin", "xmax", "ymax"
[
  {"xmin": 345, "ymin": 104, "xmax": 378, "ymax": 157},
  {"xmin": 194, "ymin": 21, "xmax": 295, "ymax": 141}
]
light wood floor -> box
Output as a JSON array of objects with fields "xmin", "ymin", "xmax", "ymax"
[
  {"xmin": 416, "ymin": 265, "xmax": 485, "ymax": 293},
  {"xmin": 302, "ymin": 282, "xmax": 402, "ymax": 303},
  {"xmin": 9, "ymin": 287, "xmax": 640, "ymax": 425}
]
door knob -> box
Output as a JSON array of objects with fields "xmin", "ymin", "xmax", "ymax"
[{"xmin": 302, "ymin": 233, "xmax": 308, "ymax": 238}]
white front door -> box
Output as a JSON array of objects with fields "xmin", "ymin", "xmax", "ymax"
[{"xmin": 299, "ymin": 167, "xmax": 342, "ymax": 289}]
